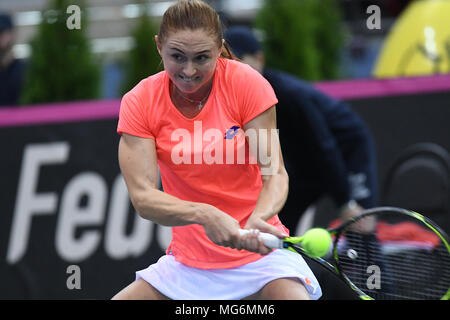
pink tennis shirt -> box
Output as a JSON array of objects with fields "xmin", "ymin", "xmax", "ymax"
[{"xmin": 117, "ymin": 58, "xmax": 289, "ymax": 269}]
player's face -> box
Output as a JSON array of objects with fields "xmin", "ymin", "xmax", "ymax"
[{"xmin": 156, "ymin": 29, "xmax": 222, "ymax": 95}]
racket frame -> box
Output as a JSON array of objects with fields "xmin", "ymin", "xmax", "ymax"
[{"xmin": 284, "ymin": 206, "xmax": 450, "ymax": 300}]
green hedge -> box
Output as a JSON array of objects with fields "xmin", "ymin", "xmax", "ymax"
[
  {"xmin": 120, "ymin": 9, "xmax": 162, "ymax": 95},
  {"xmin": 254, "ymin": 0, "xmax": 345, "ymax": 81},
  {"xmin": 20, "ymin": 0, "xmax": 100, "ymax": 105}
]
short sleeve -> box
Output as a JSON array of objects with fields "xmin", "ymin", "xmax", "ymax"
[
  {"xmin": 235, "ymin": 63, "xmax": 278, "ymax": 125},
  {"xmin": 117, "ymin": 83, "xmax": 155, "ymax": 140}
]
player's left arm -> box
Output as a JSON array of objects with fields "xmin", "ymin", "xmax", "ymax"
[{"xmin": 242, "ymin": 105, "xmax": 289, "ymax": 253}]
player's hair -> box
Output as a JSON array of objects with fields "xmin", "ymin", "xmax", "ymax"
[{"xmin": 158, "ymin": 0, "xmax": 237, "ymax": 60}]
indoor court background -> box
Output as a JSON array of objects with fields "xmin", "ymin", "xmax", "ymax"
[{"xmin": 1, "ymin": 0, "xmax": 449, "ymax": 299}]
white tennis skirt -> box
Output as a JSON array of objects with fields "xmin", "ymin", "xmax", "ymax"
[{"xmin": 136, "ymin": 249, "xmax": 322, "ymax": 300}]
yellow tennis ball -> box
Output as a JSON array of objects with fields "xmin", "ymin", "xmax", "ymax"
[{"xmin": 301, "ymin": 228, "xmax": 332, "ymax": 258}]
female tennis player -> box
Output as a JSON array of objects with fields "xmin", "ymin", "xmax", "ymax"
[{"xmin": 112, "ymin": 0, "xmax": 321, "ymax": 300}]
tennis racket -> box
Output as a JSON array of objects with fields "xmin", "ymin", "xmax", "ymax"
[{"xmin": 240, "ymin": 206, "xmax": 450, "ymax": 300}]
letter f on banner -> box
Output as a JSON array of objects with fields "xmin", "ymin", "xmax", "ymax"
[{"xmin": 7, "ymin": 142, "xmax": 70, "ymax": 264}]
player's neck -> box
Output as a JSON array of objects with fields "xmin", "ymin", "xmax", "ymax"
[{"xmin": 170, "ymin": 80, "xmax": 212, "ymax": 111}]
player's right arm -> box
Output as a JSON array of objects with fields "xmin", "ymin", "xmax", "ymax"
[{"xmin": 118, "ymin": 133, "xmax": 243, "ymax": 249}]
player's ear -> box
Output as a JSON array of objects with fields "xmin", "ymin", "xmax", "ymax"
[{"xmin": 154, "ymin": 35, "xmax": 162, "ymax": 55}]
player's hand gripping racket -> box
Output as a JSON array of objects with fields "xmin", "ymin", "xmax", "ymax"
[{"xmin": 240, "ymin": 207, "xmax": 450, "ymax": 300}]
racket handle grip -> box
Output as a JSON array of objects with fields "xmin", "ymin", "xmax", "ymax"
[{"xmin": 238, "ymin": 229, "xmax": 284, "ymax": 249}]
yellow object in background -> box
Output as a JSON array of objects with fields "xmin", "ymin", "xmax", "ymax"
[{"xmin": 373, "ymin": 0, "xmax": 450, "ymax": 78}]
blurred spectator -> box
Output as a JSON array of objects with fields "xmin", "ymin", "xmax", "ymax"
[
  {"xmin": 0, "ymin": 12, "xmax": 27, "ymax": 107},
  {"xmin": 224, "ymin": 26, "xmax": 379, "ymax": 234}
]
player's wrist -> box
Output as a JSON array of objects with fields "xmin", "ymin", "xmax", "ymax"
[
  {"xmin": 195, "ymin": 203, "xmax": 227, "ymax": 227},
  {"xmin": 192, "ymin": 203, "xmax": 212, "ymax": 226},
  {"xmin": 248, "ymin": 211, "xmax": 272, "ymax": 223}
]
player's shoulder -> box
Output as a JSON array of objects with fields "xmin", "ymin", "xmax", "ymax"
[
  {"xmin": 218, "ymin": 58, "xmax": 273, "ymax": 102},
  {"xmin": 218, "ymin": 58, "xmax": 262, "ymax": 80},
  {"xmin": 221, "ymin": 57, "xmax": 252, "ymax": 70},
  {"xmin": 122, "ymin": 71, "xmax": 165, "ymax": 106},
  {"xmin": 127, "ymin": 71, "xmax": 164, "ymax": 95}
]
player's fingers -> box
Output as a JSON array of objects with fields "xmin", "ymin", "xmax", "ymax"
[
  {"xmin": 255, "ymin": 222, "xmax": 288, "ymax": 239},
  {"xmin": 241, "ymin": 229, "xmax": 260, "ymax": 252},
  {"xmin": 244, "ymin": 229, "xmax": 259, "ymax": 251},
  {"xmin": 231, "ymin": 233, "xmax": 243, "ymax": 250},
  {"xmin": 257, "ymin": 237, "xmax": 272, "ymax": 255}
]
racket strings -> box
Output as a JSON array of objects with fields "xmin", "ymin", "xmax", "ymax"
[
  {"xmin": 335, "ymin": 215, "xmax": 450, "ymax": 300},
  {"xmin": 338, "ymin": 244, "xmax": 449, "ymax": 299}
]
